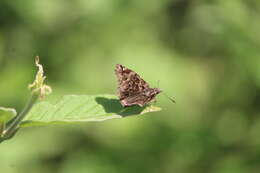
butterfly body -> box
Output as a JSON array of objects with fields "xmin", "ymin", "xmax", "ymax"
[{"xmin": 115, "ymin": 64, "xmax": 161, "ymax": 107}]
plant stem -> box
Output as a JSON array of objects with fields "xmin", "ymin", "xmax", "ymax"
[
  {"xmin": 2, "ymin": 93, "xmax": 39, "ymax": 140},
  {"xmin": 0, "ymin": 123, "xmax": 4, "ymax": 136}
]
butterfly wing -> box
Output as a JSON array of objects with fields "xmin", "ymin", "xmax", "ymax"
[
  {"xmin": 120, "ymin": 88, "xmax": 162, "ymax": 107},
  {"xmin": 115, "ymin": 64, "xmax": 149, "ymax": 100},
  {"xmin": 119, "ymin": 92, "xmax": 150, "ymax": 107},
  {"xmin": 115, "ymin": 64, "xmax": 161, "ymax": 107}
]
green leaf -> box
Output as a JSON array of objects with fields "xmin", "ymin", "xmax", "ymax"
[
  {"xmin": 21, "ymin": 95, "xmax": 161, "ymax": 127},
  {"xmin": 0, "ymin": 107, "xmax": 17, "ymax": 123}
]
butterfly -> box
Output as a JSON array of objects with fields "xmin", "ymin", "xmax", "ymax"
[{"xmin": 115, "ymin": 64, "xmax": 162, "ymax": 107}]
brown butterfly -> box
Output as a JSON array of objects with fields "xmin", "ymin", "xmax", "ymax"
[{"xmin": 115, "ymin": 64, "xmax": 161, "ymax": 107}]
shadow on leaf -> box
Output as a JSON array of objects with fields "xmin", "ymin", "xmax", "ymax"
[{"xmin": 95, "ymin": 97, "xmax": 146, "ymax": 117}]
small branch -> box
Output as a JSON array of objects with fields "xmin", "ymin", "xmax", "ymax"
[
  {"xmin": 1, "ymin": 93, "xmax": 39, "ymax": 140},
  {"xmin": 0, "ymin": 123, "xmax": 4, "ymax": 136}
]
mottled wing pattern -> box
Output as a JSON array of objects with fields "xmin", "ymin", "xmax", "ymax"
[
  {"xmin": 119, "ymin": 88, "xmax": 158, "ymax": 107},
  {"xmin": 115, "ymin": 64, "xmax": 161, "ymax": 107},
  {"xmin": 115, "ymin": 64, "xmax": 149, "ymax": 100}
]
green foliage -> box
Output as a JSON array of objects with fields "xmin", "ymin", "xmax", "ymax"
[
  {"xmin": 0, "ymin": 107, "xmax": 16, "ymax": 135},
  {"xmin": 0, "ymin": 59, "xmax": 160, "ymax": 143},
  {"xmin": 0, "ymin": 0, "xmax": 260, "ymax": 172},
  {"xmin": 0, "ymin": 107, "xmax": 16, "ymax": 124},
  {"xmin": 22, "ymin": 94, "xmax": 161, "ymax": 127}
]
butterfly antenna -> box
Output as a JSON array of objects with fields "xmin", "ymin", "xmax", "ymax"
[
  {"xmin": 156, "ymin": 80, "xmax": 175, "ymax": 103},
  {"xmin": 157, "ymin": 80, "xmax": 160, "ymax": 88},
  {"xmin": 163, "ymin": 92, "xmax": 176, "ymax": 104}
]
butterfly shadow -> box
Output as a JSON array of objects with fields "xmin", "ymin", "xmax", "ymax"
[{"xmin": 95, "ymin": 97, "xmax": 147, "ymax": 117}]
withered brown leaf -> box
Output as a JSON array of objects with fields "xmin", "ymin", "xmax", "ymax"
[{"xmin": 115, "ymin": 64, "xmax": 161, "ymax": 107}]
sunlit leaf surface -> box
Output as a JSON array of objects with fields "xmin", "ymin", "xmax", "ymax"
[
  {"xmin": 21, "ymin": 95, "xmax": 161, "ymax": 127},
  {"xmin": 0, "ymin": 107, "xmax": 17, "ymax": 124}
]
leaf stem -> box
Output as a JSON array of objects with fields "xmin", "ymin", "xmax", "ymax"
[
  {"xmin": 0, "ymin": 123, "xmax": 4, "ymax": 136},
  {"xmin": 2, "ymin": 93, "xmax": 39, "ymax": 140}
]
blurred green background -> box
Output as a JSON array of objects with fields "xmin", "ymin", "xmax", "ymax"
[{"xmin": 1, "ymin": 0, "xmax": 260, "ymax": 172}]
